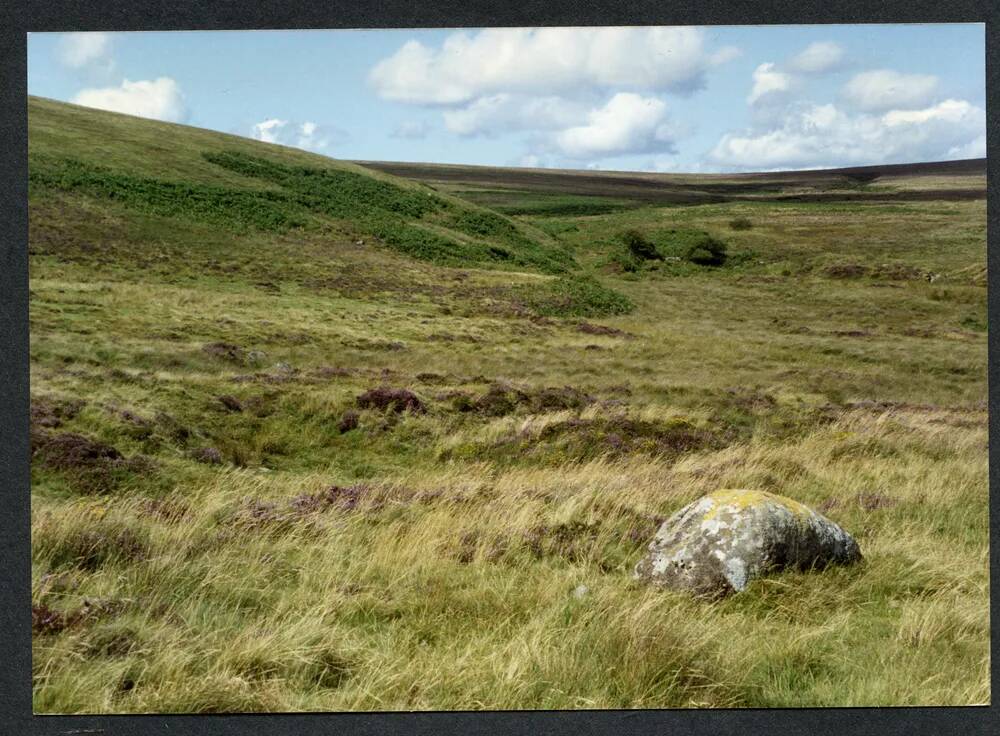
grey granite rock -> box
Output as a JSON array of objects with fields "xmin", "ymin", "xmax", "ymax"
[{"xmin": 635, "ymin": 489, "xmax": 862, "ymax": 597}]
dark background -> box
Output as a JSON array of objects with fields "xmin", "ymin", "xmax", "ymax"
[{"xmin": 2, "ymin": 2, "xmax": 997, "ymax": 733}]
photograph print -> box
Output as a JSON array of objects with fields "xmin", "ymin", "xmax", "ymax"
[{"xmin": 27, "ymin": 23, "xmax": 988, "ymax": 712}]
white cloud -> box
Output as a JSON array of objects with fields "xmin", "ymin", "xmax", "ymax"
[
  {"xmin": 251, "ymin": 118, "xmax": 288, "ymax": 143},
  {"xmin": 745, "ymin": 44, "xmax": 842, "ymax": 118},
  {"xmin": 369, "ymin": 27, "xmax": 739, "ymax": 167},
  {"xmin": 390, "ymin": 120, "xmax": 431, "ymax": 139},
  {"xmin": 947, "ymin": 135, "xmax": 986, "ymax": 160},
  {"xmin": 58, "ymin": 32, "xmax": 114, "ymax": 69},
  {"xmin": 787, "ymin": 41, "xmax": 844, "ymax": 74},
  {"xmin": 553, "ymin": 93, "xmax": 675, "ymax": 159},
  {"xmin": 841, "ymin": 69, "xmax": 939, "ymax": 112},
  {"xmin": 296, "ymin": 121, "xmax": 331, "ymax": 150},
  {"xmin": 748, "ymin": 62, "xmax": 794, "ymax": 106},
  {"xmin": 72, "ymin": 77, "xmax": 186, "ymax": 122},
  {"xmin": 251, "ymin": 118, "xmax": 346, "ymax": 151},
  {"xmin": 443, "ymin": 94, "xmax": 585, "ymax": 137},
  {"xmin": 881, "ymin": 98, "xmax": 973, "ymax": 126},
  {"xmin": 369, "ymin": 27, "xmax": 737, "ymax": 105},
  {"xmin": 709, "ymin": 98, "xmax": 985, "ymax": 170}
]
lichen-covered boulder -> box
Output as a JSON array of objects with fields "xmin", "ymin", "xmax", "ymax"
[{"xmin": 634, "ymin": 489, "xmax": 861, "ymax": 597}]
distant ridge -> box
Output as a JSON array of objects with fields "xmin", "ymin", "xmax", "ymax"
[
  {"xmin": 355, "ymin": 157, "xmax": 986, "ymax": 181},
  {"xmin": 765, "ymin": 157, "xmax": 986, "ymax": 179},
  {"xmin": 355, "ymin": 158, "xmax": 986, "ymax": 207}
]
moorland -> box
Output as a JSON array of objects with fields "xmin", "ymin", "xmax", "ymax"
[{"xmin": 28, "ymin": 96, "xmax": 988, "ymax": 711}]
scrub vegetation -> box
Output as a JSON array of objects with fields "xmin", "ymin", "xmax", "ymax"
[{"xmin": 29, "ymin": 96, "xmax": 988, "ymax": 712}]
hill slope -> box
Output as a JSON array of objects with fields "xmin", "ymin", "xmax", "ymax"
[{"xmin": 28, "ymin": 96, "xmax": 574, "ymax": 274}]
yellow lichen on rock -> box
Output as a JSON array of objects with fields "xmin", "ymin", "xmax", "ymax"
[{"xmin": 702, "ymin": 488, "xmax": 813, "ymax": 522}]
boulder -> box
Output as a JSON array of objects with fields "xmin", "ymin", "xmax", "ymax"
[{"xmin": 634, "ymin": 489, "xmax": 861, "ymax": 597}]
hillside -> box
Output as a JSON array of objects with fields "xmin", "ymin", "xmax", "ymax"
[
  {"xmin": 29, "ymin": 97, "xmax": 988, "ymax": 712},
  {"xmin": 356, "ymin": 157, "xmax": 986, "ymax": 212},
  {"xmin": 29, "ymin": 97, "xmax": 574, "ymax": 274}
]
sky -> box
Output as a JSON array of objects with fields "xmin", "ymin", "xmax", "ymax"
[{"xmin": 27, "ymin": 25, "xmax": 986, "ymax": 173}]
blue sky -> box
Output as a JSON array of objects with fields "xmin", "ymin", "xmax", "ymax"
[{"xmin": 27, "ymin": 25, "xmax": 985, "ymax": 172}]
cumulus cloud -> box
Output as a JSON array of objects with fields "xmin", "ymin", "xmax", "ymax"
[
  {"xmin": 841, "ymin": 69, "xmax": 939, "ymax": 112},
  {"xmin": 787, "ymin": 41, "xmax": 844, "ymax": 74},
  {"xmin": 709, "ymin": 98, "xmax": 985, "ymax": 170},
  {"xmin": 57, "ymin": 32, "xmax": 114, "ymax": 69},
  {"xmin": 369, "ymin": 27, "xmax": 739, "ymax": 167},
  {"xmin": 72, "ymin": 77, "xmax": 186, "ymax": 122},
  {"xmin": 553, "ymin": 93, "xmax": 676, "ymax": 159},
  {"xmin": 747, "ymin": 62, "xmax": 795, "ymax": 106},
  {"xmin": 251, "ymin": 118, "xmax": 346, "ymax": 151},
  {"xmin": 946, "ymin": 135, "xmax": 986, "ymax": 160},
  {"xmin": 749, "ymin": 43, "xmax": 844, "ymax": 110},
  {"xmin": 443, "ymin": 94, "xmax": 585, "ymax": 137},
  {"xmin": 748, "ymin": 43, "xmax": 846, "ymax": 116},
  {"xmin": 369, "ymin": 27, "xmax": 737, "ymax": 104},
  {"xmin": 390, "ymin": 120, "xmax": 431, "ymax": 139},
  {"xmin": 296, "ymin": 121, "xmax": 333, "ymax": 150},
  {"xmin": 251, "ymin": 118, "xmax": 287, "ymax": 143}
]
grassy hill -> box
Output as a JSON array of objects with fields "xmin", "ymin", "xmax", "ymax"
[
  {"xmin": 29, "ymin": 96, "xmax": 988, "ymax": 712},
  {"xmin": 29, "ymin": 97, "xmax": 576, "ymax": 274}
]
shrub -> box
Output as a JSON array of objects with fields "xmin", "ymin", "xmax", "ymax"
[
  {"xmin": 620, "ymin": 229, "xmax": 663, "ymax": 261},
  {"xmin": 338, "ymin": 410, "xmax": 360, "ymax": 433},
  {"xmin": 461, "ymin": 384, "xmax": 594, "ymax": 417},
  {"xmin": 189, "ymin": 447, "xmax": 223, "ymax": 465},
  {"xmin": 30, "ymin": 395, "xmax": 85, "ymax": 430},
  {"xmin": 823, "ymin": 262, "xmax": 868, "ymax": 279},
  {"xmin": 729, "ymin": 217, "xmax": 753, "ymax": 231},
  {"xmin": 356, "ymin": 387, "xmax": 426, "ymax": 414},
  {"xmin": 604, "ymin": 250, "xmax": 642, "ymax": 274},
  {"xmin": 684, "ymin": 234, "xmax": 728, "ymax": 266},
  {"xmin": 32, "ymin": 432, "xmax": 154, "ymax": 494},
  {"xmin": 651, "ymin": 228, "xmax": 730, "ymax": 268}
]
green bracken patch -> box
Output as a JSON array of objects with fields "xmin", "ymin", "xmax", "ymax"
[
  {"xmin": 29, "ymin": 156, "xmax": 307, "ymax": 233},
  {"xmin": 29, "ymin": 149, "xmax": 575, "ymax": 274},
  {"xmin": 203, "ymin": 151, "xmax": 575, "ymax": 273}
]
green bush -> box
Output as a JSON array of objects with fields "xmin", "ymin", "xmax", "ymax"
[
  {"xmin": 620, "ymin": 229, "xmax": 663, "ymax": 261},
  {"xmin": 683, "ymin": 234, "xmax": 728, "ymax": 266},
  {"xmin": 607, "ymin": 250, "xmax": 642, "ymax": 273},
  {"xmin": 649, "ymin": 228, "xmax": 729, "ymax": 268},
  {"xmin": 729, "ymin": 217, "xmax": 753, "ymax": 231}
]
